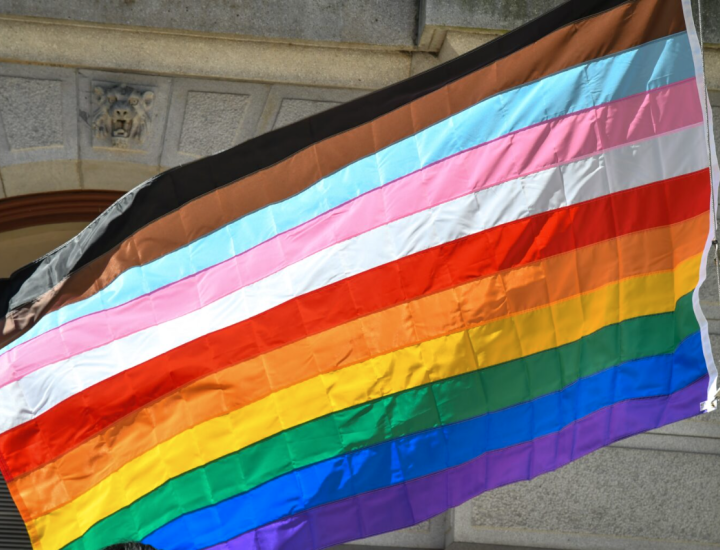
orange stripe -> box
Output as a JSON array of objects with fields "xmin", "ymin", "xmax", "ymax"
[{"xmin": 11, "ymin": 212, "xmax": 708, "ymax": 520}]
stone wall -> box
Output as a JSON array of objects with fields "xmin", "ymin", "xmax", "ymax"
[
  {"xmin": 0, "ymin": 0, "xmax": 718, "ymax": 196},
  {"xmin": 0, "ymin": 64, "xmax": 372, "ymax": 195}
]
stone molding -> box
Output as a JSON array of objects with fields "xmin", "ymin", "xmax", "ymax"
[
  {"xmin": 0, "ymin": 10, "xmax": 717, "ymax": 93},
  {"xmin": 0, "ymin": 1, "xmax": 420, "ymax": 49},
  {"xmin": 0, "ymin": 63, "xmax": 78, "ymax": 168},
  {"xmin": 0, "ymin": 16, "xmax": 413, "ymax": 90},
  {"xmin": 419, "ymin": 0, "xmax": 719, "ymax": 47},
  {"xmin": 0, "ymin": 189, "xmax": 122, "ymax": 232},
  {"xmin": 0, "ymin": 0, "xmax": 717, "ymax": 50}
]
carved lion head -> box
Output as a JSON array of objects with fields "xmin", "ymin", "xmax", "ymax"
[{"xmin": 92, "ymin": 84, "xmax": 155, "ymax": 147}]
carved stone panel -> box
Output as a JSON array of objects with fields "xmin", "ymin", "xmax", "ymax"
[
  {"xmin": 160, "ymin": 78, "xmax": 270, "ymax": 169},
  {"xmin": 254, "ymin": 84, "xmax": 365, "ymax": 136},
  {"xmin": 0, "ymin": 63, "xmax": 79, "ymax": 196},
  {"xmin": 77, "ymin": 71, "xmax": 171, "ymax": 191},
  {"xmin": 0, "ymin": 65, "xmax": 78, "ymax": 165},
  {"xmin": 90, "ymin": 83, "xmax": 155, "ymax": 149},
  {"xmin": 0, "ymin": 76, "xmax": 63, "ymax": 150},
  {"xmin": 273, "ymin": 98, "xmax": 341, "ymax": 129},
  {"xmin": 178, "ymin": 92, "xmax": 250, "ymax": 157},
  {"xmin": 78, "ymin": 71, "xmax": 171, "ymax": 160}
]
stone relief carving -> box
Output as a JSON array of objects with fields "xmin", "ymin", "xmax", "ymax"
[{"xmin": 91, "ymin": 83, "xmax": 154, "ymax": 148}]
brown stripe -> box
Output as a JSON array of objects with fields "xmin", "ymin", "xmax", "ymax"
[{"xmin": 0, "ymin": 0, "xmax": 685, "ymax": 348}]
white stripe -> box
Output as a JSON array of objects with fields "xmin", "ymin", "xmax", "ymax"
[{"xmin": 0, "ymin": 125, "xmax": 708, "ymax": 433}]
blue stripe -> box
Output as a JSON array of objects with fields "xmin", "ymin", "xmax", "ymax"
[
  {"xmin": 143, "ymin": 331, "xmax": 707, "ymax": 550},
  {"xmin": 4, "ymin": 32, "xmax": 694, "ymax": 355}
]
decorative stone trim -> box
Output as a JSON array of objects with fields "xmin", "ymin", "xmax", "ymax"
[
  {"xmin": 0, "ymin": 189, "xmax": 123, "ymax": 233},
  {"xmin": 91, "ymin": 83, "xmax": 155, "ymax": 149}
]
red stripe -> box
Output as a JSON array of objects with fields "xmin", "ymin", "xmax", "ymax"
[{"xmin": 0, "ymin": 169, "xmax": 709, "ymax": 480}]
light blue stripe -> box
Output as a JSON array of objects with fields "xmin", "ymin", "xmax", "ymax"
[{"xmin": 3, "ymin": 32, "xmax": 694, "ymax": 355}]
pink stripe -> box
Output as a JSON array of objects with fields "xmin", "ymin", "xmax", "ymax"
[{"xmin": 0, "ymin": 79, "xmax": 702, "ymax": 386}]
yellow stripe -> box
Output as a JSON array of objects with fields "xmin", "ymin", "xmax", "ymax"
[{"xmin": 33, "ymin": 254, "xmax": 701, "ymax": 550}]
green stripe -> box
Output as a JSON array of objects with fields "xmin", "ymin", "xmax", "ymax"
[{"xmin": 66, "ymin": 293, "xmax": 699, "ymax": 550}]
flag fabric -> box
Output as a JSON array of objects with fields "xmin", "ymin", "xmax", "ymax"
[{"xmin": 1, "ymin": 0, "xmax": 719, "ymax": 549}]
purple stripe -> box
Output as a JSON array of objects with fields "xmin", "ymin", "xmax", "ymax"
[{"xmin": 204, "ymin": 376, "xmax": 707, "ymax": 550}]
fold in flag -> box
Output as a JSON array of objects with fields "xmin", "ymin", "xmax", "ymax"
[{"xmin": 1, "ymin": 0, "xmax": 719, "ymax": 549}]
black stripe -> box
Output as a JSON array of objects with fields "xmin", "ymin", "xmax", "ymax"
[{"xmin": 0, "ymin": 0, "xmax": 629, "ymax": 315}]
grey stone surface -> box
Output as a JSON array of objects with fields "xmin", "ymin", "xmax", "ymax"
[
  {"xmin": 410, "ymin": 52, "xmax": 441, "ymax": 76},
  {"xmin": 274, "ymin": 98, "xmax": 341, "ymax": 129},
  {"xmin": 699, "ymin": 254, "xmax": 720, "ymax": 320},
  {"xmin": 0, "ymin": 17, "xmax": 413, "ymax": 90},
  {"xmin": 0, "ymin": 76, "xmax": 62, "ymax": 149},
  {"xmin": 421, "ymin": 0, "xmax": 720, "ymax": 45},
  {"xmin": 160, "ymin": 77, "xmax": 269, "ymax": 168},
  {"xmin": 0, "ymin": 63, "xmax": 78, "ymax": 168},
  {"xmin": 445, "ymin": 545, "xmax": 548, "ymax": 550},
  {"xmin": 454, "ymin": 447, "xmax": 720, "ymax": 549},
  {"xmin": 422, "ymin": 0, "xmax": 566, "ymax": 33},
  {"xmin": 179, "ymin": 92, "xmax": 250, "ymax": 156},
  {"xmin": 0, "ymin": 0, "xmax": 419, "ymax": 48},
  {"xmin": 80, "ymin": 160, "xmax": 160, "ymax": 192},
  {"xmin": 690, "ymin": 0, "xmax": 720, "ymax": 45},
  {"xmin": 711, "ymin": 90, "xmax": 720, "ymax": 106},
  {"xmin": 337, "ymin": 547, "xmax": 442, "ymax": 550},
  {"xmin": 343, "ymin": 546, "xmax": 528, "ymax": 550},
  {"xmin": 4, "ymin": 0, "xmax": 717, "ymax": 50},
  {"xmin": 706, "ymin": 49, "xmax": 720, "ymax": 91},
  {"xmin": 1, "ymin": 160, "xmax": 80, "ymax": 196},
  {"xmin": 255, "ymin": 84, "xmax": 366, "ymax": 135},
  {"xmin": 344, "ymin": 515, "xmax": 447, "ymax": 549},
  {"xmin": 437, "ymin": 31, "xmax": 498, "ymax": 64},
  {"xmin": 693, "ymin": 402, "xmax": 720, "ymax": 428},
  {"xmin": 4, "ymin": 0, "xmax": 714, "ymax": 51},
  {"xmin": 610, "ymin": 431, "xmax": 720, "ymax": 454}
]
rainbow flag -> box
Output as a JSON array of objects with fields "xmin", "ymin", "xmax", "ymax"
[{"xmin": 0, "ymin": 0, "xmax": 718, "ymax": 549}]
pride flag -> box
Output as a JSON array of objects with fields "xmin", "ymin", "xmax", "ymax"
[{"xmin": 0, "ymin": 0, "xmax": 718, "ymax": 549}]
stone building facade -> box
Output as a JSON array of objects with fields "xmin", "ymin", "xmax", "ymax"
[{"xmin": 0, "ymin": 2, "xmax": 718, "ymax": 549}]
